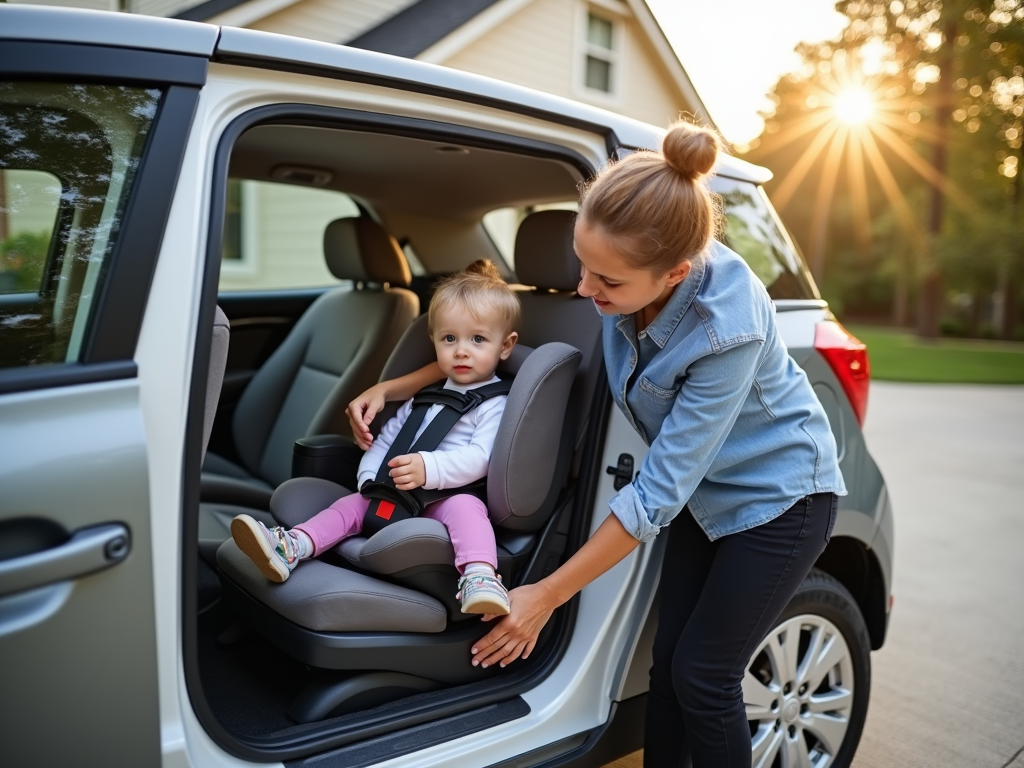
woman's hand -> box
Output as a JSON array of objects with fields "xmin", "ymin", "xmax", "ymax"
[
  {"xmin": 471, "ymin": 514, "xmax": 641, "ymax": 669},
  {"xmin": 388, "ymin": 454, "xmax": 426, "ymax": 490},
  {"xmin": 347, "ymin": 385, "xmax": 388, "ymax": 450},
  {"xmin": 471, "ymin": 582, "xmax": 558, "ymax": 668}
]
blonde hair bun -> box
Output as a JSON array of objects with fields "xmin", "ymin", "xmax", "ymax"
[
  {"xmin": 662, "ymin": 121, "xmax": 721, "ymax": 179},
  {"xmin": 463, "ymin": 258, "xmax": 504, "ymax": 282}
]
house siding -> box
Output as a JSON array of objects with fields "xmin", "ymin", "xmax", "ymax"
[
  {"xmin": 440, "ymin": 0, "xmax": 688, "ymax": 129},
  {"xmin": 247, "ymin": 0, "xmax": 417, "ymax": 46}
]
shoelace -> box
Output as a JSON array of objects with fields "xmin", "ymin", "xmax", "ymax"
[
  {"xmin": 271, "ymin": 526, "xmax": 300, "ymax": 565},
  {"xmin": 456, "ymin": 572, "xmax": 506, "ymax": 600}
]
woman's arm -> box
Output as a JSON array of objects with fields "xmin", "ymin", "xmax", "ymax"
[
  {"xmin": 347, "ymin": 362, "xmax": 443, "ymax": 449},
  {"xmin": 470, "ymin": 512, "xmax": 640, "ymax": 668}
]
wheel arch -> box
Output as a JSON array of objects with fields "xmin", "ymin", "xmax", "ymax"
[{"xmin": 813, "ymin": 536, "xmax": 888, "ymax": 650}]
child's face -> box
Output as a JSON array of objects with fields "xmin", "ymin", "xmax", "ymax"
[{"xmin": 431, "ymin": 306, "xmax": 517, "ymax": 386}]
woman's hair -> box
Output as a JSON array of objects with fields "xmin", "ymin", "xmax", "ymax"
[
  {"xmin": 428, "ymin": 259, "xmax": 521, "ymax": 336},
  {"xmin": 578, "ymin": 120, "xmax": 723, "ymax": 274}
]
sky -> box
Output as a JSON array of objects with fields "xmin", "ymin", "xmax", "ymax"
[{"xmin": 646, "ymin": 0, "xmax": 850, "ymax": 146}]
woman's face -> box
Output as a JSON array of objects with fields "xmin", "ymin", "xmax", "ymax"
[{"xmin": 574, "ymin": 220, "xmax": 690, "ymax": 318}]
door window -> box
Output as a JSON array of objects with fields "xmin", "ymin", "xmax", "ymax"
[
  {"xmin": 0, "ymin": 82, "xmax": 161, "ymax": 368},
  {"xmin": 711, "ymin": 177, "xmax": 817, "ymax": 300},
  {"xmin": 219, "ymin": 179, "xmax": 360, "ymax": 292}
]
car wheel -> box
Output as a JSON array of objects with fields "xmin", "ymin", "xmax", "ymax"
[{"xmin": 743, "ymin": 568, "xmax": 871, "ymax": 768}]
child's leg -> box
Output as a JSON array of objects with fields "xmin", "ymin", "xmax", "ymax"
[
  {"xmin": 293, "ymin": 493, "xmax": 371, "ymax": 556},
  {"xmin": 422, "ymin": 495, "xmax": 509, "ymax": 615},
  {"xmin": 231, "ymin": 493, "xmax": 369, "ymax": 583},
  {"xmin": 421, "ymin": 494, "xmax": 497, "ymax": 573}
]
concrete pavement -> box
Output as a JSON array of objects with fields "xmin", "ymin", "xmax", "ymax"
[{"xmin": 851, "ymin": 383, "xmax": 1024, "ymax": 768}]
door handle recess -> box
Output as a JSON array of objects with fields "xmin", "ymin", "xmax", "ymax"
[{"xmin": 0, "ymin": 524, "xmax": 130, "ymax": 598}]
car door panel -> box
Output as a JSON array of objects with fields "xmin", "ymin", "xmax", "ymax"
[{"xmin": 0, "ymin": 379, "xmax": 159, "ymax": 766}]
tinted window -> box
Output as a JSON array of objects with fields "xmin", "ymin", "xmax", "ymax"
[
  {"xmin": 0, "ymin": 82, "xmax": 161, "ymax": 368},
  {"xmin": 711, "ymin": 177, "xmax": 817, "ymax": 300}
]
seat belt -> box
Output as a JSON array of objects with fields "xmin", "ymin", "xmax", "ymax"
[{"xmin": 360, "ymin": 379, "xmax": 513, "ymax": 536}]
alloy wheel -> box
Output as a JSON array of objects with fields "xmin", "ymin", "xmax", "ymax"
[{"xmin": 743, "ymin": 613, "xmax": 855, "ymax": 768}]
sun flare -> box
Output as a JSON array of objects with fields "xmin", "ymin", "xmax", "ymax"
[{"xmin": 834, "ymin": 88, "xmax": 875, "ymax": 125}]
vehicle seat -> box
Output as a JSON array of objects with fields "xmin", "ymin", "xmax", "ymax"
[
  {"xmin": 201, "ymin": 217, "xmax": 419, "ymax": 519},
  {"xmin": 213, "ymin": 210, "xmax": 603, "ymax": 703}
]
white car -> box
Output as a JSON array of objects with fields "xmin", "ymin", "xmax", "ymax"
[{"xmin": 0, "ymin": 6, "xmax": 893, "ymax": 768}]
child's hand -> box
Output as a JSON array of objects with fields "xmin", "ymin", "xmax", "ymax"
[
  {"xmin": 388, "ymin": 453, "xmax": 426, "ymax": 490},
  {"xmin": 347, "ymin": 386, "xmax": 387, "ymax": 450}
]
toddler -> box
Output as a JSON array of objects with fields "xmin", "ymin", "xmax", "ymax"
[{"xmin": 231, "ymin": 260, "xmax": 519, "ymax": 616}]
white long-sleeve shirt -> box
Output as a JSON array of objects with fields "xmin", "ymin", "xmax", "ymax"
[{"xmin": 357, "ymin": 376, "xmax": 507, "ymax": 492}]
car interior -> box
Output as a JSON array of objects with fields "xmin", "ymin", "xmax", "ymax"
[{"xmin": 188, "ymin": 119, "xmax": 609, "ymax": 755}]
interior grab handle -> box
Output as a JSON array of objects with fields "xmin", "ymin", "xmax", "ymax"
[{"xmin": 0, "ymin": 524, "xmax": 131, "ymax": 598}]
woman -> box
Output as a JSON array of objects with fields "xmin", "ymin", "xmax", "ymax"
[{"xmin": 347, "ymin": 121, "xmax": 845, "ymax": 768}]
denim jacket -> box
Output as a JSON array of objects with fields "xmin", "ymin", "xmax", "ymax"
[{"xmin": 605, "ymin": 241, "xmax": 846, "ymax": 543}]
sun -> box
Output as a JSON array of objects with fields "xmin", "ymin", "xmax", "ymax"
[{"xmin": 834, "ymin": 88, "xmax": 875, "ymax": 125}]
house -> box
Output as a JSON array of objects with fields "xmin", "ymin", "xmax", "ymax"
[{"xmin": 7, "ymin": 0, "xmax": 713, "ymax": 291}]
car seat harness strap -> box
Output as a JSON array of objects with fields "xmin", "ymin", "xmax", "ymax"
[{"xmin": 360, "ymin": 379, "xmax": 512, "ymax": 536}]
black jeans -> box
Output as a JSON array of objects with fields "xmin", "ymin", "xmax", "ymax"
[{"xmin": 644, "ymin": 493, "xmax": 838, "ymax": 768}]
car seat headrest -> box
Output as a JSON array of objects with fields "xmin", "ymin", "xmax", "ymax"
[
  {"xmin": 487, "ymin": 341, "xmax": 581, "ymax": 529},
  {"xmin": 514, "ymin": 210, "xmax": 579, "ymax": 292},
  {"xmin": 323, "ymin": 217, "xmax": 411, "ymax": 287}
]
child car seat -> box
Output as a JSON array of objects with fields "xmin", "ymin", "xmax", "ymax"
[{"xmin": 214, "ymin": 210, "xmax": 601, "ymax": 721}]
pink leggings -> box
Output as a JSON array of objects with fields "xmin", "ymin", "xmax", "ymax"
[{"xmin": 293, "ymin": 493, "xmax": 497, "ymax": 573}]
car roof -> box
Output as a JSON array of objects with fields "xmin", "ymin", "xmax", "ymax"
[{"xmin": 0, "ymin": 4, "xmax": 771, "ymax": 184}]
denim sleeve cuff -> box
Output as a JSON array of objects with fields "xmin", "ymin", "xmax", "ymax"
[{"xmin": 608, "ymin": 483, "xmax": 664, "ymax": 543}]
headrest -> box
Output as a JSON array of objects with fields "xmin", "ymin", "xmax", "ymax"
[
  {"xmin": 513, "ymin": 210, "xmax": 580, "ymax": 292},
  {"xmin": 323, "ymin": 217, "xmax": 411, "ymax": 287}
]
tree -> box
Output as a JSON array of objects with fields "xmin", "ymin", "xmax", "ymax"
[{"xmin": 746, "ymin": 0, "xmax": 1023, "ymax": 339}]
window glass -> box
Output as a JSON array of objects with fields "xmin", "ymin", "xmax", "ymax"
[
  {"xmin": 711, "ymin": 176, "xmax": 817, "ymax": 300},
  {"xmin": 482, "ymin": 201, "xmax": 578, "ymax": 272},
  {"xmin": 587, "ymin": 13, "xmax": 613, "ymax": 49},
  {"xmin": 0, "ymin": 82, "xmax": 162, "ymax": 368},
  {"xmin": 219, "ymin": 179, "xmax": 360, "ymax": 292},
  {"xmin": 585, "ymin": 56, "xmax": 612, "ymax": 93}
]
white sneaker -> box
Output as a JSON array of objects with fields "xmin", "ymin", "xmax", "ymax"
[
  {"xmin": 231, "ymin": 515, "xmax": 304, "ymax": 583},
  {"xmin": 457, "ymin": 572, "xmax": 510, "ymax": 615}
]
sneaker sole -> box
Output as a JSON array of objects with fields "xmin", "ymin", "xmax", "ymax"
[
  {"xmin": 231, "ymin": 516, "xmax": 289, "ymax": 583},
  {"xmin": 461, "ymin": 596, "xmax": 510, "ymax": 616}
]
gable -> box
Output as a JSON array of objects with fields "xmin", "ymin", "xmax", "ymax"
[{"xmin": 436, "ymin": 0, "xmax": 695, "ymax": 128}]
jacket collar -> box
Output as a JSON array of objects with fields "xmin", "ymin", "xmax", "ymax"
[{"xmin": 614, "ymin": 251, "xmax": 708, "ymax": 349}]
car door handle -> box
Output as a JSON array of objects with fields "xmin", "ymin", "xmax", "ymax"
[{"xmin": 0, "ymin": 523, "xmax": 130, "ymax": 598}]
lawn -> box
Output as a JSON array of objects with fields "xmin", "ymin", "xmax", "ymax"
[{"xmin": 844, "ymin": 324, "xmax": 1024, "ymax": 384}]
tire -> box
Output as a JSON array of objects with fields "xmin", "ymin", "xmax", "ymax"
[{"xmin": 743, "ymin": 568, "xmax": 872, "ymax": 768}]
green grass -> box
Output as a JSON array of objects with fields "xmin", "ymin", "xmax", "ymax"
[{"xmin": 845, "ymin": 324, "xmax": 1024, "ymax": 384}]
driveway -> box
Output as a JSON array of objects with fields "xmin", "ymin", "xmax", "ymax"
[
  {"xmin": 851, "ymin": 383, "xmax": 1024, "ymax": 768},
  {"xmin": 605, "ymin": 382, "xmax": 1024, "ymax": 768}
]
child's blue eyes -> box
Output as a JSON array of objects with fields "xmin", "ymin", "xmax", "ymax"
[{"xmin": 441, "ymin": 335, "xmax": 487, "ymax": 343}]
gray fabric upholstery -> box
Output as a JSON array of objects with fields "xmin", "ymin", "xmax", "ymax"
[
  {"xmin": 323, "ymin": 217, "xmax": 411, "ymax": 286},
  {"xmin": 487, "ymin": 342, "xmax": 581, "ymax": 529},
  {"xmin": 335, "ymin": 518, "xmax": 456, "ymax": 574},
  {"xmin": 199, "ymin": 503, "xmax": 274, "ymax": 550},
  {"xmin": 271, "ymin": 477, "xmax": 352, "ymax": 528},
  {"xmin": 217, "ymin": 540, "xmax": 446, "ymax": 633},
  {"xmin": 203, "ymin": 306, "xmax": 230, "ymax": 461},
  {"xmin": 514, "ymin": 210, "xmax": 579, "ymax": 291},
  {"xmin": 229, "ymin": 286, "xmax": 418, "ymax": 488},
  {"xmin": 200, "ymin": 472, "xmax": 274, "ymax": 510}
]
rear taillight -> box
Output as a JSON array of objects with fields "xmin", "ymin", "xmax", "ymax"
[{"xmin": 814, "ymin": 320, "xmax": 870, "ymax": 425}]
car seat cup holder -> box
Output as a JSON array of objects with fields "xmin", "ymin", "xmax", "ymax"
[{"xmin": 292, "ymin": 434, "xmax": 363, "ymax": 489}]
